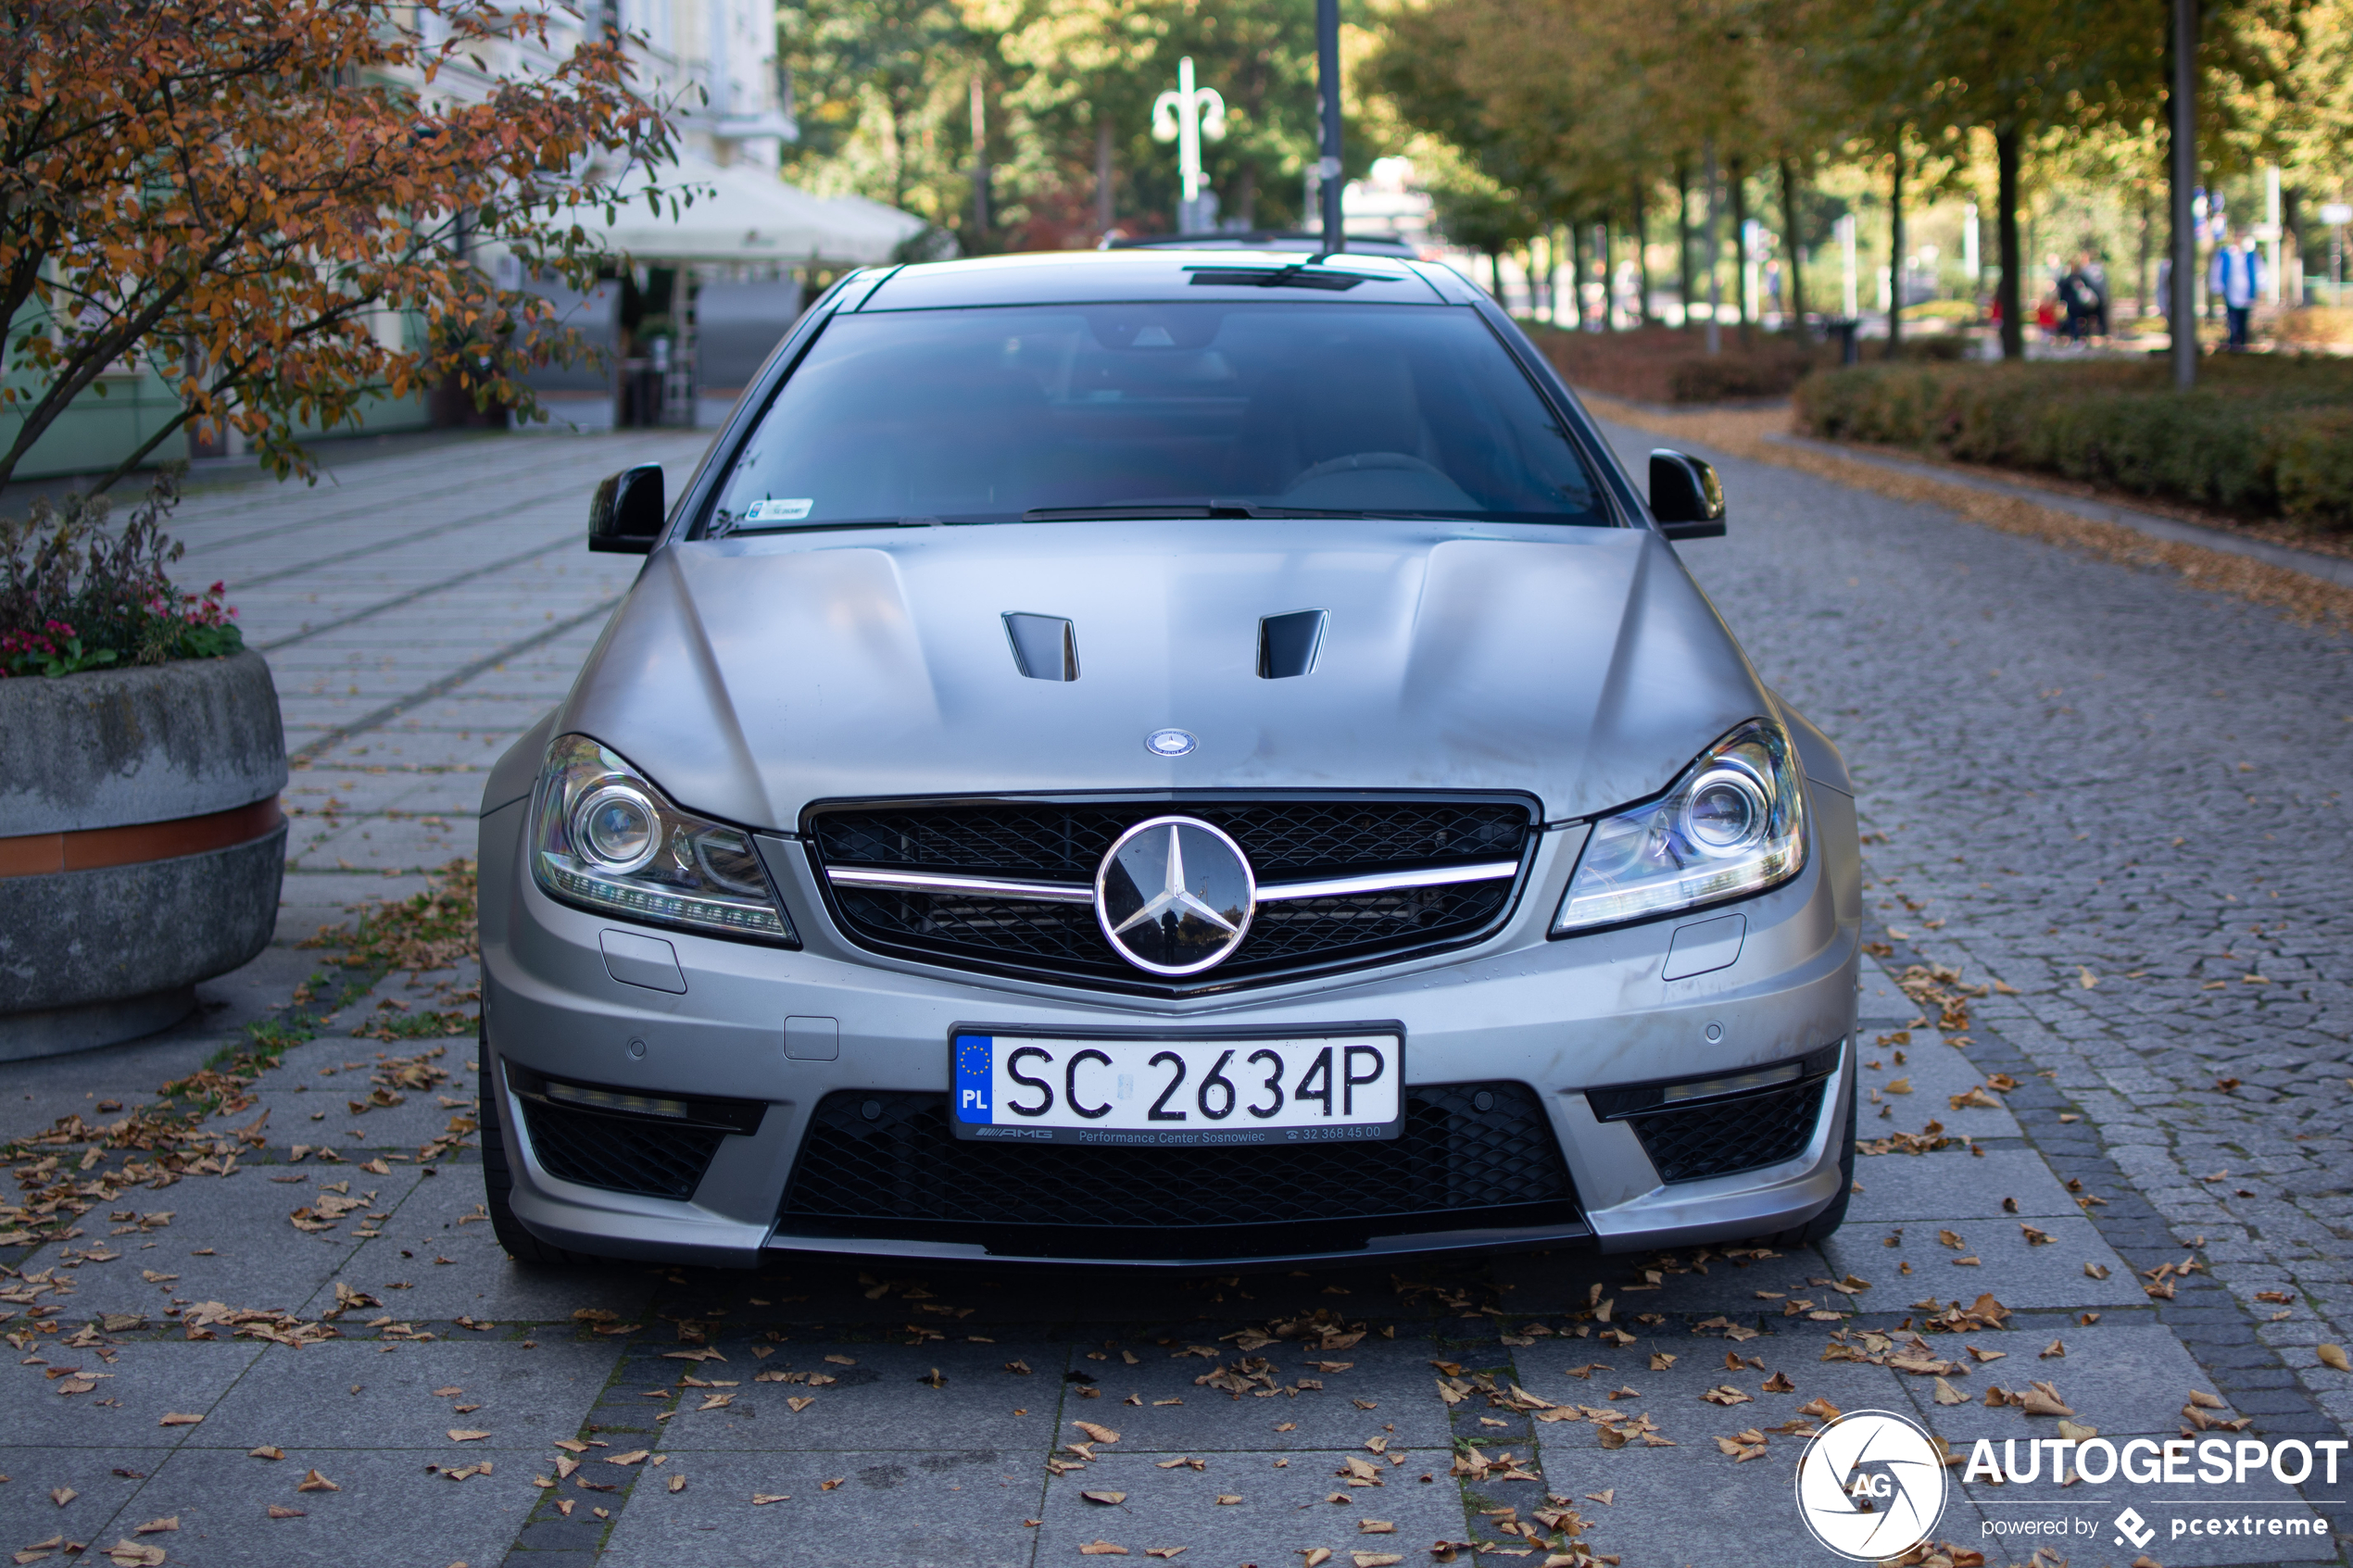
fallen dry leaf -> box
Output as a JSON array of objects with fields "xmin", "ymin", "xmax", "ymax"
[
  {"xmin": 1796, "ymin": 1397, "xmax": 1842, "ymax": 1421},
  {"xmin": 1701, "ymin": 1386, "xmax": 1753, "ymax": 1406},
  {"xmin": 266, "ymin": 1504, "xmax": 306, "ymax": 1519},
  {"xmin": 2318, "ymin": 1344, "xmax": 2351, "ymax": 1374},
  {"xmin": 1082, "ymin": 1490, "xmax": 1128, "ymax": 1506},
  {"xmin": 1358, "ymin": 1520, "xmax": 1395, "ymax": 1533},
  {"xmin": 751, "ymin": 1493, "xmax": 789, "ymax": 1506},
  {"xmin": 1145, "ymin": 1552, "xmax": 1187, "ymax": 1562},
  {"xmin": 822, "ymin": 1354, "xmax": 856, "ymax": 1366},
  {"xmin": 296, "ymin": 1470, "xmax": 340, "ymax": 1493},
  {"xmin": 104, "ymin": 1542, "xmax": 165, "ymax": 1567},
  {"xmin": 2018, "ymin": 1381, "xmax": 2074, "ymax": 1417},
  {"xmin": 1073, "ymin": 1422, "xmax": 1122, "ymax": 1444},
  {"xmin": 448, "ymin": 1430, "xmax": 490, "ymax": 1443},
  {"xmin": 2056, "ymin": 1419, "xmax": 2099, "ymax": 1442},
  {"xmin": 1299, "ymin": 1552, "xmax": 1332, "ymax": 1568},
  {"xmin": 156, "ymin": 1413, "xmax": 203, "ymax": 1427},
  {"xmin": 2084, "ymin": 1262, "xmax": 2110, "ymax": 1280},
  {"xmin": 1760, "ymin": 1372, "xmax": 1795, "ymax": 1393},
  {"xmin": 667, "ymin": 1474, "xmax": 686, "ymax": 1493},
  {"xmin": 49, "ymin": 1488, "xmax": 76, "ymax": 1508},
  {"xmin": 1931, "ymin": 1378, "xmax": 1969, "ymax": 1406},
  {"xmin": 1079, "ymin": 1543, "xmax": 1130, "ymax": 1558},
  {"xmin": 131, "ymin": 1520, "xmax": 176, "ymax": 1536},
  {"xmin": 247, "ymin": 1447, "xmax": 283, "ymax": 1461},
  {"xmin": 1352, "ymin": 1556, "xmax": 1403, "ymax": 1568},
  {"xmin": 786, "ymin": 1397, "xmax": 816, "ymax": 1412},
  {"xmin": 605, "ymin": 1450, "xmax": 650, "ymax": 1467},
  {"xmin": 1216, "ymin": 1495, "xmax": 1242, "ymax": 1505}
]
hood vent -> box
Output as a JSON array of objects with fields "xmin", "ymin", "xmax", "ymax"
[
  {"xmin": 1258, "ymin": 609, "xmax": 1327, "ymax": 679},
  {"xmin": 1002, "ymin": 613, "xmax": 1079, "ymax": 681}
]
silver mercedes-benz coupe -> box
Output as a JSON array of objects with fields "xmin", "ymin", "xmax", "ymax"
[{"xmin": 474, "ymin": 247, "xmax": 1862, "ymax": 1270}]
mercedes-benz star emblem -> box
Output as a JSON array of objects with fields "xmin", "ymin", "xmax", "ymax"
[
  {"xmin": 1095, "ymin": 815, "xmax": 1256, "ymax": 975},
  {"xmin": 1144, "ymin": 728, "xmax": 1197, "ymax": 758}
]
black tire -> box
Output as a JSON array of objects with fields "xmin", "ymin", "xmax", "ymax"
[
  {"xmin": 478, "ymin": 1032, "xmax": 599, "ymax": 1267},
  {"xmin": 1772, "ymin": 1073, "xmax": 1857, "ymax": 1249}
]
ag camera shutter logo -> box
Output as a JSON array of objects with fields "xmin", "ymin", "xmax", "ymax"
[{"xmin": 1793, "ymin": 1409, "xmax": 1948, "ymax": 1561}]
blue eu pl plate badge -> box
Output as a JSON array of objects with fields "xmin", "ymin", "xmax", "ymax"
[{"xmin": 954, "ymin": 1034, "xmax": 994, "ymax": 1123}]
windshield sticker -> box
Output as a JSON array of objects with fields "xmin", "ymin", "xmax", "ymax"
[{"xmin": 745, "ymin": 497, "xmax": 814, "ymax": 522}]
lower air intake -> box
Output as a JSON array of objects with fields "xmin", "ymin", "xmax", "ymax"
[
  {"xmin": 777, "ymin": 1081, "xmax": 1580, "ymax": 1259},
  {"xmin": 1627, "ymin": 1078, "xmax": 1827, "ymax": 1184},
  {"xmin": 519, "ymin": 1098, "xmax": 725, "ymax": 1199}
]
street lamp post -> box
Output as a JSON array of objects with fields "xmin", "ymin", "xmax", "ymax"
[
  {"xmin": 1152, "ymin": 57, "xmax": 1227, "ymax": 235},
  {"xmin": 1316, "ymin": 0, "xmax": 1344, "ymax": 251}
]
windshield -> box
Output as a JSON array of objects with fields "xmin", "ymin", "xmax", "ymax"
[{"xmin": 704, "ymin": 302, "xmax": 1608, "ymax": 531}]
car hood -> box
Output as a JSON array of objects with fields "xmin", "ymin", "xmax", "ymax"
[{"xmin": 559, "ymin": 519, "xmax": 1769, "ymax": 830}]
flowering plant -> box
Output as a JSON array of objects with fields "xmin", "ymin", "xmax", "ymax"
[{"xmin": 0, "ymin": 470, "xmax": 242, "ymax": 676}]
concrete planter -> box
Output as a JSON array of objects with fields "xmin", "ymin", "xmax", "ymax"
[{"xmin": 0, "ymin": 649, "xmax": 287, "ymax": 1058}]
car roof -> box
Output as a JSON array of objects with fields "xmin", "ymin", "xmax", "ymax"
[
  {"xmin": 848, "ymin": 248, "xmax": 1478, "ymax": 311},
  {"xmin": 1106, "ymin": 230, "xmax": 1422, "ymax": 259}
]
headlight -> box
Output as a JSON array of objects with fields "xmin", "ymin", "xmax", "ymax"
[
  {"xmin": 1553, "ymin": 719, "xmax": 1806, "ymax": 935},
  {"xmin": 530, "ymin": 734, "xmax": 796, "ymax": 945}
]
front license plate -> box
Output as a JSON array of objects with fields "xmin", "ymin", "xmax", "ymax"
[{"xmin": 950, "ymin": 1031, "xmax": 1403, "ymax": 1147}]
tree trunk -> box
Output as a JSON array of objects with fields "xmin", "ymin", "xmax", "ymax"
[
  {"xmin": 1728, "ymin": 157, "xmax": 1750, "ymax": 342},
  {"xmin": 1675, "ymin": 161, "xmax": 1694, "ymax": 331},
  {"xmin": 1095, "ymin": 117, "xmax": 1114, "ymax": 235},
  {"xmin": 1888, "ymin": 144, "xmax": 1906, "ymax": 357},
  {"xmin": 1235, "ymin": 162, "xmax": 1257, "ymax": 229},
  {"xmin": 1995, "ymin": 121, "xmax": 2024, "ymax": 360},
  {"xmin": 1632, "ymin": 177, "xmax": 1653, "ymax": 325},
  {"xmin": 2137, "ymin": 191, "xmax": 2152, "ymax": 318},
  {"xmin": 1598, "ymin": 220, "xmax": 1617, "ymax": 331},
  {"xmin": 1779, "ymin": 158, "xmax": 1807, "ymax": 335},
  {"xmin": 1569, "ymin": 221, "xmax": 1586, "ymax": 328}
]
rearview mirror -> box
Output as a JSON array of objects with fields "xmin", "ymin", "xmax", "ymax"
[
  {"xmin": 589, "ymin": 465, "xmax": 664, "ymax": 554},
  {"xmin": 1649, "ymin": 449, "xmax": 1726, "ymax": 540}
]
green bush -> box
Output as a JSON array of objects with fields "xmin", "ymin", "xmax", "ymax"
[{"xmin": 1793, "ymin": 357, "xmax": 2353, "ymax": 530}]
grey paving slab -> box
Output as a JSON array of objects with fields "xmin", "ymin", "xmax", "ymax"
[
  {"xmin": 0, "ymin": 1341, "xmax": 265, "ymax": 1450},
  {"xmin": 1508, "ymin": 1333, "xmax": 1916, "ymax": 1453},
  {"xmin": 1854, "ymin": 1025, "xmax": 2023, "ymax": 1140},
  {"xmin": 1016, "ymin": 1334, "xmax": 1456, "ymax": 1455},
  {"xmin": 1527, "ymin": 1439, "xmax": 1991, "ymax": 1568},
  {"xmin": 19, "ymin": 1170, "xmax": 403, "ymax": 1317},
  {"xmin": 131, "ymin": 1442, "xmax": 544, "ymax": 1568},
  {"xmin": 597, "ymin": 1447, "xmax": 1042, "ymax": 1568},
  {"xmin": 1899, "ymin": 1323, "xmax": 2240, "ymax": 1444},
  {"xmin": 1034, "ymin": 1447, "xmax": 1459, "ymax": 1568},
  {"xmin": 635, "ymin": 1339, "xmax": 1068, "ymax": 1453},
  {"xmin": 1496, "ymin": 1240, "xmax": 1840, "ymax": 1315},
  {"xmin": 313, "ymin": 1168, "xmax": 657, "ymax": 1324},
  {"xmin": 1847, "ymin": 1145, "xmax": 2082, "ymax": 1223},
  {"xmin": 0, "ymin": 1444, "xmax": 174, "ymax": 1554},
  {"xmin": 195, "ymin": 1337, "xmax": 617, "ymax": 1453},
  {"xmin": 1825, "ymin": 1212, "xmax": 2145, "ymax": 1311}
]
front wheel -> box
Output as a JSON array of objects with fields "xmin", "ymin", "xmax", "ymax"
[
  {"xmin": 1771, "ymin": 1073, "xmax": 1856, "ymax": 1249},
  {"xmin": 478, "ymin": 1032, "xmax": 600, "ymax": 1267}
]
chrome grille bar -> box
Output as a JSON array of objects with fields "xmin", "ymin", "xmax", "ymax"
[{"xmin": 825, "ymin": 859, "xmax": 1519, "ymax": 905}]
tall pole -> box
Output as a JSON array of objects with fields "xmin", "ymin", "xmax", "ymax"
[
  {"xmin": 2171, "ymin": 0, "xmax": 2198, "ymax": 388},
  {"xmin": 1703, "ymin": 138, "xmax": 1722, "ymax": 356},
  {"xmin": 969, "ymin": 74, "xmax": 989, "ymax": 242},
  {"xmin": 1316, "ymin": 0, "xmax": 1344, "ymax": 251}
]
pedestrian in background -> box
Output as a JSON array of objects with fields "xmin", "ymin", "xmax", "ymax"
[
  {"xmin": 2208, "ymin": 224, "xmax": 2264, "ymax": 350},
  {"xmin": 2059, "ymin": 254, "xmax": 2101, "ymax": 344}
]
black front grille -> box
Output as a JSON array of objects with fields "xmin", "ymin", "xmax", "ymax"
[
  {"xmin": 776, "ymin": 1082, "xmax": 1580, "ymax": 1259},
  {"xmin": 810, "ymin": 797, "xmax": 1533, "ymax": 990},
  {"xmin": 520, "ymin": 1098, "xmax": 726, "ymax": 1199},
  {"xmin": 1628, "ymin": 1079, "xmax": 1827, "ymax": 1184}
]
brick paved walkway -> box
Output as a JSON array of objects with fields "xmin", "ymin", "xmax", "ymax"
[{"xmin": 0, "ymin": 423, "xmax": 2345, "ymax": 1567}]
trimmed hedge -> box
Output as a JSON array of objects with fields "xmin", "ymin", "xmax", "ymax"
[{"xmin": 1793, "ymin": 358, "xmax": 2353, "ymax": 531}]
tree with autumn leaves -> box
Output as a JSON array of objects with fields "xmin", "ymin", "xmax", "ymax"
[{"xmin": 0, "ymin": 0, "xmax": 686, "ymax": 495}]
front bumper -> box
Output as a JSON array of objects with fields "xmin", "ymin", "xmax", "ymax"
[{"xmin": 477, "ymin": 781, "xmax": 1861, "ymax": 1269}]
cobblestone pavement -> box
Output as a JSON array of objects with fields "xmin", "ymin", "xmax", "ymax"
[{"xmin": 1, "ymin": 426, "xmax": 2347, "ymax": 1567}]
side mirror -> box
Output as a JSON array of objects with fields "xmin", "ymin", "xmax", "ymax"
[
  {"xmin": 589, "ymin": 464, "xmax": 665, "ymax": 554},
  {"xmin": 1649, "ymin": 449, "xmax": 1726, "ymax": 540}
]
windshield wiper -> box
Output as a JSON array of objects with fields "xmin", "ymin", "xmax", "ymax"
[{"xmin": 1022, "ymin": 503, "xmax": 1258, "ymax": 521}]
